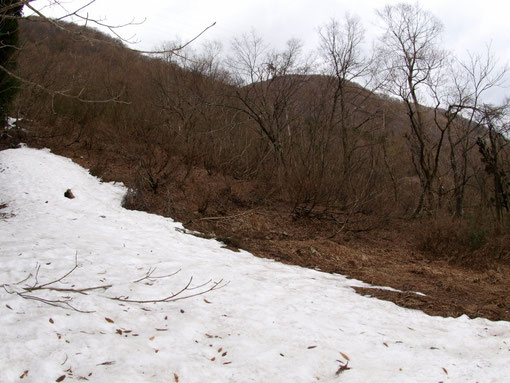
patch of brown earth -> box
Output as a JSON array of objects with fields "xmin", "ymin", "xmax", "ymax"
[{"xmin": 188, "ymin": 211, "xmax": 510, "ymax": 322}]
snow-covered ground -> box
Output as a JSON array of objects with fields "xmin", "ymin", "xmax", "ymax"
[{"xmin": 0, "ymin": 147, "xmax": 509, "ymax": 383}]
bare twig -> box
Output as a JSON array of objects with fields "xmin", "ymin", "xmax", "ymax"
[
  {"xmin": 23, "ymin": 3, "xmax": 215, "ymax": 58},
  {"xmin": 326, "ymin": 216, "xmax": 351, "ymax": 239},
  {"xmin": 0, "ymin": 63, "xmax": 130, "ymax": 105},
  {"xmin": 1, "ymin": 254, "xmax": 99, "ymax": 312},
  {"xmin": 31, "ymin": 255, "xmax": 79, "ymax": 290},
  {"xmin": 0, "ymin": 272, "xmax": 32, "ymax": 288},
  {"xmin": 36, "ymin": 285, "xmax": 113, "ymax": 295},
  {"xmin": 134, "ymin": 22, "xmax": 217, "ymax": 55},
  {"xmin": 3, "ymin": 284, "xmax": 94, "ymax": 313},
  {"xmin": 0, "ymin": 1, "xmax": 34, "ymax": 14},
  {"xmin": 109, "ymin": 278, "xmax": 229, "ymax": 304},
  {"xmin": 199, "ymin": 209, "xmax": 255, "ymax": 221},
  {"xmin": 133, "ymin": 267, "xmax": 181, "ymax": 283},
  {"xmin": 186, "ymin": 279, "xmax": 214, "ymax": 291},
  {"xmin": 20, "ymin": 294, "xmax": 94, "ymax": 313},
  {"xmin": 14, "ymin": 256, "xmax": 112, "ymax": 295}
]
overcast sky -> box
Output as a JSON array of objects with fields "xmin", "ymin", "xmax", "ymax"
[{"xmin": 36, "ymin": 0, "xmax": 510, "ymax": 98}]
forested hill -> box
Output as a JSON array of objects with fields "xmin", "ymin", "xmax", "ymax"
[
  {"xmin": 3, "ymin": 12, "xmax": 510, "ymax": 323},
  {"xmin": 13, "ymin": 16, "xmax": 491, "ymax": 228},
  {"xmin": 13, "ymin": 15, "xmax": 493, "ymax": 227},
  {"xmin": 15, "ymin": 16, "xmax": 414, "ymax": 209}
]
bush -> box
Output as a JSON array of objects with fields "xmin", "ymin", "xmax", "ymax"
[
  {"xmin": 417, "ymin": 216, "xmax": 491, "ymax": 258},
  {"xmin": 463, "ymin": 228, "xmax": 488, "ymax": 250},
  {"xmin": 417, "ymin": 214, "xmax": 510, "ymax": 267}
]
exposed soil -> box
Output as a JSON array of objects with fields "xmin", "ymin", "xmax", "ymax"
[{"xmin": 10, "ymin": 135, "xmax": 510, "ymax": 323}]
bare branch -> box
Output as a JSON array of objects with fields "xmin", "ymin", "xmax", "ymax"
[
  {"xmin": 22, "ymin": 2, "xmax": 216, "ymax": 64},
  {"xmin": 2, "ymin": 255, "xmax": 227, "ymax": 313},
  {"xmin": 198, "ymin": 209, "xmax": 255, "ymax": 221},
  {"xmin": 132, "ymin": 267, "xmax": 181, "ymax": 283},
  {"xmin": 3, "ymin": 283, "xmax": 95, "ymax": 313},
  {"xmin": 31, "ymin": 254, "xmax": 79, "ymax": 290},
  {"xmin": 133, "ymin": 22, "xmax": 217, "ymax": 55},
  {"xmin": 0, "ymin": 62, "xmax": 130, "ymax": 104},
  {"xmin": 0, "ymin": 1, "xmax": 34, "ymax": 14},
  {"xmin": 17, "ymin": 293, "xmax": 94, "ymax": 313},
  {"xmin": 35, "ymin": 285, "xmax": 113, "ymax": 295},
  {"xmin": 109, "ymin": 278, "xmax": 229, "ymax": 304}
]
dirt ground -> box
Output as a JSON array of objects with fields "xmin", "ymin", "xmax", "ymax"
[
  {"xmin": 9, "ymin": 136, "xmax": 510, "ymax": 323},
  {"xmin": 187, "ymin": 210, "xmax": 510, "ymax": 322}
]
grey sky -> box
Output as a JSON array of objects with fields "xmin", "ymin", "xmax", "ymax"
[
  {"xmin": 35, "ymin": 0, "xmax": 510, "ymax": 99},
  {"xmin": 36, "ymin": 1, "xmax": 509, "ymax": 54}
]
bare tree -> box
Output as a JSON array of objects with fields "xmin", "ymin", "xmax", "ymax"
[
  {"xmin": 377, "ymin": 2, "xmax": 448, "ymax": 216},
  {"xmin": 227, "ymin": 31, "xmax": 311, "ymax": 171},
  {"xmin": 475, "ymin": 103, "xmax": 510, "ymax": 227},
  {"xmin": 318, "ymin": 14, "xmax": 379, "ymax": 201},
  {"xmin": 444, "ymin": 47, "xmax": 508, "ymax": 217}
]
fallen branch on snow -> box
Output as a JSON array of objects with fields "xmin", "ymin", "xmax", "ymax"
[
  {"xmin": 108, "ymin": 277, "xmax": 228, "ymax": 304},
  {"xmin": 2, "ymin": 255, "xmax": 228, "ymax": 312}
]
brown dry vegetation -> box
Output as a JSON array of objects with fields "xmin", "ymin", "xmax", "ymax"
[{"xmin": 2, "ymin": 15, "xmax": 510, "ymax": 322}]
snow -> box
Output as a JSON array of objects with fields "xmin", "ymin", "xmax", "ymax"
[
  {"xmin": 0, "ymin": 147, "xmax": 509, "ymax": 383},
  {"xmin": 3, "ymin": 117, "xmax": 20, "ymax": 130}
]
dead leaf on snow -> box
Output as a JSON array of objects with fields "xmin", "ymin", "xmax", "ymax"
[
  {"xmin": 174, "ymin": 373, "xmax": 179, "ymax": 382},
  {"xmin": 105, "ymin": 317, "xmax": 114, "ymax": 323},
  {"xmin": 335, "ymin": 362, "xmax": 351, "ymax": 375},
  {"xmin": 56, "ymin": 375, "xmax": 66, "ymax": 382},
  {"xmin": 442, "ymin": 368, "xmax": 448, "ymax": 375},
  {"xmin": 339, "ymin": 352, "xmax": 350, "ymax": 361},
  {"xmin": 96, "ymin": 361, "xmax": 115, "ymax": 366},
  {"xmin": 19, "ymin": 370, "xmax": 29, "ymax": 379}
]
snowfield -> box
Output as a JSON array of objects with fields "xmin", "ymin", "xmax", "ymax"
[{"xmin": 1, "ymin": 147, "xmax": 509, "ymax": 383}]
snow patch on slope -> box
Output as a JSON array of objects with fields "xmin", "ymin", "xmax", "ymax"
[{"xmin": 1, "ymin": 147, "xmax": 509, "ymax": 383}]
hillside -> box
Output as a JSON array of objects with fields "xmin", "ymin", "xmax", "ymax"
[{"xmin": 3, "ymin": 17, "xmax": 510, "ymax": 322}]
